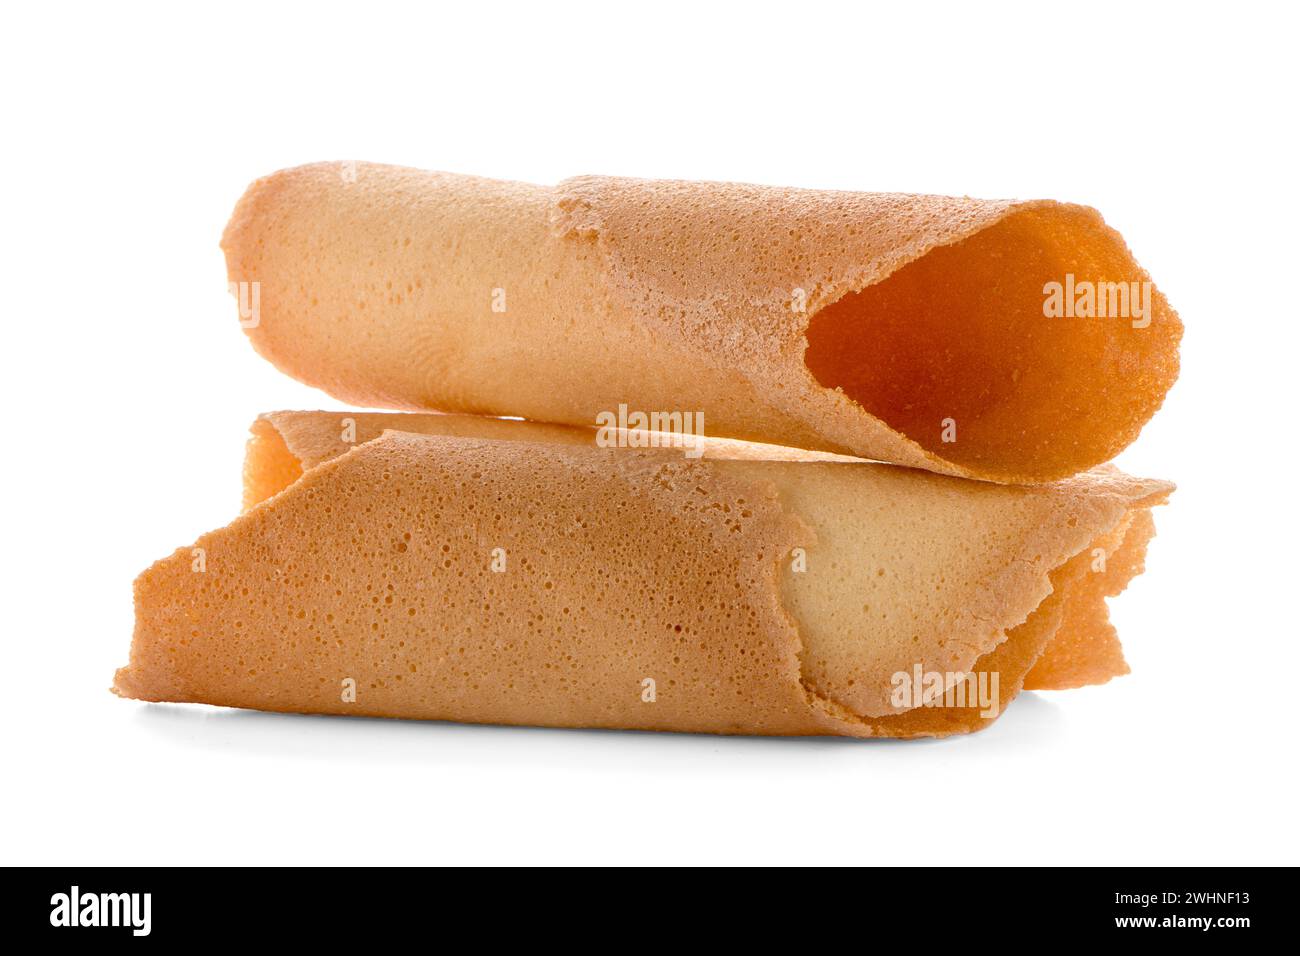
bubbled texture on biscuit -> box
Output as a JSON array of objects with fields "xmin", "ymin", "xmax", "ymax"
[
  {"xmin": 554, "ymin": 175, "xmax": 1181, "ymax": 483},
  {"xmin": 250, "ymin": 412, "xmax": 1172, "ymax": 722},
  {"xmin": 118, "ymin": 421, "xmax": 1172, "ymax": 737},
  {"xmin": 119, "ymin": 432, "xmax": 857, "ymax": 735},
  {"xmin": 223, "ymin": 163, "xmax": 1180, "ymax": 484}
]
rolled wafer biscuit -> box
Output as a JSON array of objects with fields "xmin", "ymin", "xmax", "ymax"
[
  {"xmin": 222, "ymin": 162, "xmax": 1181, "ymax": 483},
  {"xmin": 114, "ymin": 413, "xmax": 1170, "ymax": 737}
]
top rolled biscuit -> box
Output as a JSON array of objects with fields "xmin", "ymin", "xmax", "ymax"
[{"xmin": 222, "ymin": 162, "xmax": 1181, "ymax": 482}]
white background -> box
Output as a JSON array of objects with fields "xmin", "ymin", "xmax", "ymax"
[{"xmin": 2, "ymin": 1, "xmax": 1296, "ymax": 866}]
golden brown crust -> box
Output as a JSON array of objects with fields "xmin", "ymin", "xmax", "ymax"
[
  {"xmin": 223, "ymin": 162, "xmax": 1181, "ymax": 483},
  {"xmin": 120, "ymin": 432, "xmax": 836, "ymax": 735},
  {"xmin": 115, "ymin": 415, "xmax": 1172, "ymax": 737},
  {"xmin": 1024, "ymin": 509, "xmax": 1158, "ymax": 689},
  {"xmin": 557, "ymin": 177, "xmax": 1182, "ymax": 482}
]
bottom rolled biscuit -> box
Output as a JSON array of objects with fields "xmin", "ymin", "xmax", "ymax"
[{"xmin": 113, "ymin": 412, "xmax": 1172, "ymax": 737}]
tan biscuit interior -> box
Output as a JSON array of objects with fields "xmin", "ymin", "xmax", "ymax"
[
  {"xmin": 115, "ymin": 415, "xmax": 1169, "ymax": 737},
  {"xmin": 223, "ymin": 162, "xmax": 1181, "ymax": 483}
]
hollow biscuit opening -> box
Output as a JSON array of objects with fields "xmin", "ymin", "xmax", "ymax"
[
  {"xmin": 243, "ymin": 417, "xmax": 304, "ymax": 510},
  {"xmin": 803, "ymin": 205, "xmax": 1180, "ymax": 480}
]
